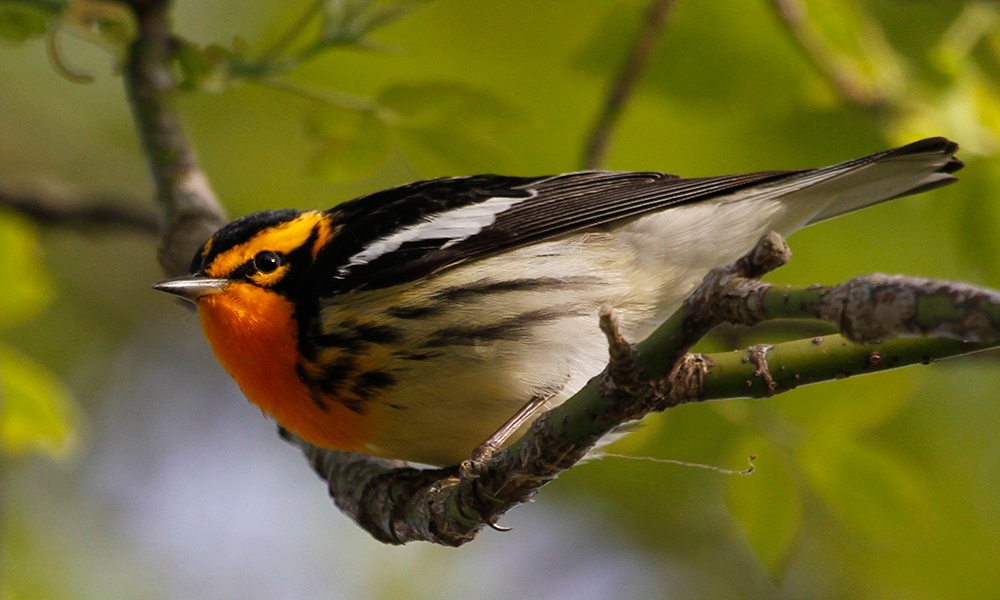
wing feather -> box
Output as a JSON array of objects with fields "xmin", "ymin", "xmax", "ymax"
[{"xmin": 317, "ymin": 138, "xmax": 960, "ymax": 293}]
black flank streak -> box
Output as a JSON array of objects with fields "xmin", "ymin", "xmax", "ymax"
[
  {"xmin": 387, "ymin": 304, "xmax": 445, "ymax": 320},
  {"xmin": 393, "ymin": 350, "xmax": 444, "ymax": 361},
  {"xmin": 309, "ymin": 392, "xmax": 329, "ymax": 412},
  {"xmin": 359, "ymin": 369, "xmax": 397, "ymax": 389},
  {"xmin": 318, "ymin": 356, "xmax": 356, "ymax": 393},
  {"xmin": 296, "ymin": 363, "xmax": 330, "ymax": 412},
  {"xmin": 423, "ymin": 306, "xmax": 587, "ymax": 347},
  {"xmin": 298, "ymin": 354, "xmax": 375, "ymax": 415},
  {"xmin": 351, "ymin": 369, "xmax": 397, "ymax": 402},
  {"xmin": 354, "ymin": 322, "xmax": 404, "ymax": 344},
  {"xmin": 312, "ymin": 331, "xmax": 370, "ymax": 353},
  {"xmin": 433, "ymin": 276, "xmax": 595, "ymax": 303},
  {"xmin": 341, "ymin": 396, "xmax": 370, "ymax": 415}
]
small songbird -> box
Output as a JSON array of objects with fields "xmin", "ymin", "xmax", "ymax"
[{"xmin": 154, "ymin": 138, "xmax": 962, "ymax": 467}]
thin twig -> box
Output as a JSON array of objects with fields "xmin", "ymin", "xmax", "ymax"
[
  {"xmin": 580, "ymin": 0, "xmax": 677, "ymax": 169},
  {"xmin": 768, "ymin": 0, "xmax": 889, "ymax": 112},
  {"xmin": 253, "ymin": 77, "xmax": 382, "ymax": 113},
  {"xmin": 0, "ymin": 184, "xmax": 160, "ymax": 234},
  {"xmin": 256, "ymin": 0, "xmax": 324, "ymax": 65}
]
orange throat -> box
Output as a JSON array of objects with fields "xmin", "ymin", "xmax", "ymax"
[{"xmin": 196, "ymin": 284, "xmax": 370, "ymax": 451}]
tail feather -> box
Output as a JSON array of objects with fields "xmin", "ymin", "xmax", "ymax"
[{"xmin": 805, "ymin": 137, "xmax": 963, "ymax": 225}]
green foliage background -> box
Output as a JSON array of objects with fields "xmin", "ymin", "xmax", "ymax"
[{"xmin": 1, "ymin": 0, "xmax": 999, "ymax": 598}]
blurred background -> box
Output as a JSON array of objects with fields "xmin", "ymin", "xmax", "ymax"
[{"xmin": 2, "ymin": 0, "xmax": 1000, "ymax": 598}]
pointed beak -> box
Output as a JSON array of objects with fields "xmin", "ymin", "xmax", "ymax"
[{"xmin": 152, "ymin": 275, "xmax": 228, "ymax": 303}]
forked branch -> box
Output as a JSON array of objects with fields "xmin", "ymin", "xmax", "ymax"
[{"xmin": 284, "ymin": 233, "xmax": 1000, "ymax": 545}]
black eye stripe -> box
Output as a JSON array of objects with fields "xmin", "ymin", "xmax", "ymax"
[
  {"xmin": 227, "ymin": 251, "xmax": 284, "ymax": 282},
  {"xmin": 230, "ymin": 261, "xmax": 257, "ymax": 280},
  {"xmin": 196, "ymin": 209, "xmax": 303, "ymax": 270}
]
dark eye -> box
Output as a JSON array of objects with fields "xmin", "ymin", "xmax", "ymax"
[{"xmin": 252, "ymin": 251, "xmax": 282, "ymax": 274}]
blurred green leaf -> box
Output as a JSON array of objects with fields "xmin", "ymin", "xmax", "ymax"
[
  {"xmin": 380, "ymin": 82, "xmax": 522, "ymax": 175},
  {"xmin": 320, "ymin": 0, "xmax": 425, "ymax": 50},
  {"xmin": 380, "ymin": 82, "xmax": 521, "ymax": 133},
  {"xmin": 575, "ymin": 1, "xmax": 803, "ymax": 109},
  {"xmin": 978, "ymin": 13, "xmax": 1000, "ymax": 84},
  {"xmin": 0, "ymin": 3, "xmax": 53, "ymax": 43},
  {"xmin": 777, "ymin": 369, "xmax": 913, "ymax": 438},
  {"xmin": 797, "ymin": 437, "xmax": 928, "ymax": 543},
  {"xmin": 174, "ymin": 40, "xmax": 235, "ymax": 93},
  {"xmin": 305, "ymin": 102, "xmax": 391, "ymax": 181},
  {"xmin": 0, "ymin": 215, "xmax": 53, "ymax": 329},
  {"xmin": 725, "ymin": 435, "xmax": 801, "ymax": 580},
  {"xmin": 955, "ymin": 161, "xmax": 1000, "ymax": 287},
  {"xmin": 396, "ymin": 123, "xmax": 516, "ymax": 176},
  {"xmin": 805, "ymin": 0, "xmax": 905, "ymax": 89},
  {"xmin": 0, "ymin": 344, "xmax": 75, "ymax": 457},
  {"xmin": 83, "ymin": 5, "xmax": 135, "ymax": 52}
]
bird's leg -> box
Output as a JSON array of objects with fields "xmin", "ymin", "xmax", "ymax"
[{"xmin": 461, "ymin": 391, "xmax": 554, "ymax": 479}]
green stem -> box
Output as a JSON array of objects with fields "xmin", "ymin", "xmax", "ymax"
[
  {"xmin": 699, "ymin": 335, "xmax": 996, "ymax": 401},
  {"xmin": 252, "ymin": 76, "xmax": 386, "ymax": 115}
]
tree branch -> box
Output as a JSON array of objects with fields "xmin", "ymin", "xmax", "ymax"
[
  {"xmin": 115, "ymin": 0, "xmax": 999, "ymax": 547},
  {"xmin": 580, "ymin": 0, "xmax": 677, "ymax": 169},
  {"xmin": 701, "ymin": 335, "xmax": 992, "ymax": 400},
  {"xmin": 286, "ymin": 233, "xmax": 1000, "ymax": 546},
  {"xmin": 123, "ymin": 0, "xmax": 226, "ymax": 276},
  {"xmin": 0, "ymin": 183, "xmax": 160, "ymax": 235}
]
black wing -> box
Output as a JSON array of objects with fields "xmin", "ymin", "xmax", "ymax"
[
  {"xmin": 315, "ymin": 169, "xmax": 796, "ymax": 293},
  {"xmin": 316, "ymin": 138, "xmax": 960, "ymax": 294}
]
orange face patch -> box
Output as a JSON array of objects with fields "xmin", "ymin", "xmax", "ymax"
[
  {"xmin": 194, "ymin": 211, "xmax": 368, "ymax": 452},
  {"xmin": 196, "ymin": 282, "xmax": 372, "ymax": 451},
  {"xmin": 205, "ymin": 211, "xmax": 335, "ymax": 279}
]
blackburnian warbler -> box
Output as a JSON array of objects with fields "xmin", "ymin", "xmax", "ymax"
[{"xmin": 153, "ymin": 138, "xmax": 962, "ymax": 467}]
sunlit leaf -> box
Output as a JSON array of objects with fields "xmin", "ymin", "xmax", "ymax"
[
  {"xmin": 305, "ymin": 102, "xmax": 391, "ymax": 181},
  {"xmin": 725, "ymin": 435, "xmax": 801, "ymax": 580},
  {"xmin": 894, "ymin": 71, "xmax": 999, "ymax": 155},
  {"xmin": 0, "ymin": 344, "xmax": 76, "ymax": 458},
  {"xmin": 797, "ymin": 437, "xmax": 929, "ymax": 543},
  {"xmin": 0, "ymin": 215, "xmax": 53, "ymax": 328}
]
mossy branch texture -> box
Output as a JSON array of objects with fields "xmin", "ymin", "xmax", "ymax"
[{"xmin": 118, "ymin": 0, "xmax": 1000, "ymax": 545}]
